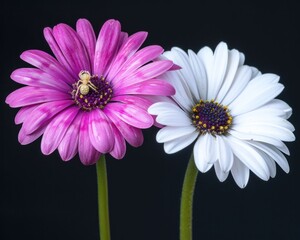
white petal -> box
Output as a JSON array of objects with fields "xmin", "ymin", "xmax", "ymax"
[
  {"xmin": 263, "ymin": 153, "xmax": 277, "ymax": 178},
  {"xmin": 251, "ymin": 147, "xmax": 277, "ymax": 178},
  {"xmin": 148, "ymin": 102, "xmax": 192, "ymax": 127},
  {"xmin": 231, "ymin": 157, "xmax": 250, "ymax": 188},
  {"xmin": 272, "ymin": 99, "xmax": 293, "ymax": 119},
  {"xmin": 216, "ymin": 135, "xmax": 234, "ymax": 172},
  {"xmin": 228, "ymin": 130, "xmax": 290, "ymax": 155},
  {"xmin": 156, "ymin": 125, "xmax": 197, "ymax": 143},
  {"xmin": 188, "ymin": 49, "xmax": 207, "ymax": 100},
  {"xmin": 197, "ymin": 46, "xmax": 213, "ymax": 89},
  {"xmin": 231, "ymin": 122, "xmax": 295, "ymax": 142},
  {"xmin": 283, "ymin": 108, "xmax": 293, "ymax": 119},
  {"xmin": 255, "ymin": 73, "xmax": 280, "ymax": 84},
  {"xmin": 257, "ymin": 99, "xmax": 292, "ymax": 119},
  {"xmin": 208, "ymin": 42, "xmax": 228, "ymax": 100},
  {"xmin": 233, "ymin": 115, "xmax": 295, "ymax": 132},
  {"xmin": 214, "ymin": 161, "xmax": 229, "ymax": 182},
  {"xmin": 275, "ymin": 141, "xmax": 290, "ymax": 156},
  {"xmin": 229, "ymin": 74, "xmax": 284, "ymax": 116},
  {"xmin": 216, "ymin": 49, "xmax": 240, "ymax": 102},
  {"xmin": 171, "ymin": 47, "xmax": 200, "ymax": 101},
  {"xmin": 193, "ymin": 134, "xmax": 216, "ymax": 172},
  {"xmin": 148, "ymin": 101, "xmax": 183, "ymax": 115},
  {"xmin": 247, "ymin": 141, "xmax": 290, "ymax": 173},
  {"xmin": 156, "ymin": 113, "xmax": 191, "ymax": 126},
  {"xmin": 227, "ymin": 135, "xmax": 270, "ymax": 181},
  {"xmin": 235, "ymin": 99, "xmax": 293, "ymax": 120},
  {"xmin": 163, "ymin": 131, "xmax": 198, "ymax": 154},
  {"xmin": 251, "ymin": 67, "xmax": 261, "ymax": 78},
  {"xmin": 239, "ymin": 52, "xmax": 245, "ymax": 66},
  {"xmin": 154, "ymin": 106, "xmax": 191, "ymax": 127},
  {"xmin": 221, "ymin": 65, "xmax": 252, "ymax": 106},
  {"xmin": 160, "ymin": 70, "xmax": 194, "ymax": 111}
]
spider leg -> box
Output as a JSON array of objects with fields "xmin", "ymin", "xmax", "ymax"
[
  {"xmin": 89, "ymin": 81, "xmax": 98, "ymax": 89},
  {"xmin": 88, "ymin": 82, "xmax": 98, "ymax": 92},
  {"xmin": 76, "ymin": 80, "xmax": 83, "ymax": 87},
  {"xmin": 74, "ymin": 87, "xmax": 81, "ymax": 100},
  {"xmin": 74, "ymin": 80, "xmax": 83, "ymax": 100}
]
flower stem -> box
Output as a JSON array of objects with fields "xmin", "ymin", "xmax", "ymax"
[
  {"xmin": 96, "ymin": 155, "xmax": 111, "ymax": 240},
  {"xmin": 180, "ymin": 153, "xmax": 198, "ymax": 240}
]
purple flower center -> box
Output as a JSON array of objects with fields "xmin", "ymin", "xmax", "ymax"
[
  {"xmin": 191, "ymin": 99, "xmax": 232, "ymax": 135},
  {"xmin": 71, "ymin": 71, "xmax": 113, "ymax": 111}
]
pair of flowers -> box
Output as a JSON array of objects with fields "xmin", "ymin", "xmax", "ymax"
[{"xmin": 6, "ymin": 18, "xmax": 294, "ymax": 188}]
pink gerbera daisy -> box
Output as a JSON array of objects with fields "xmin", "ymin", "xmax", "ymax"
[{"xmin": 6, "ymin": 18, "xmax": 175, "ymax": 165}]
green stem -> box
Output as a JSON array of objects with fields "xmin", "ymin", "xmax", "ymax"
[
  {"xmin": 96, "ymin": 155, "xmax": 111, "ymax": 240},
  {"xmin": 180, "ymin": 153, "xmax": 198, "ymax": 240}
]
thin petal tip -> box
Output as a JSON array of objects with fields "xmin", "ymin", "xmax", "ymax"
[
  {"xmin": 103, "ymin": 19, "xmax": 121, "ymax": 28},
  {"xmin": 77, "ymin": 18, "xmax": 90, "ymax": 24}
]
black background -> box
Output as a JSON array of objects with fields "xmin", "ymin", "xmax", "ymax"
[{"xmin": 1, "ymin": 0, "xmax": 299, "ymax": 239}]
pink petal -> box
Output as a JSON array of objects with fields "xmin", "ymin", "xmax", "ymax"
[
  {"xmin": 11, "ymin": 68, "xmax": 70, "ymax": 91},
  {"xmin": 15, "ymin": 105, "xmax": 38, "ymax": 124},
  {"xmin": 43, "ymin": 27, "xmax": 74, "ymax": 77},
  {"xmin": 41, "ymin": 106, "xmax": 79, "ymax": 155},
  {"xmin": 58, "ymin": 111, "xmax": 83, "ymax": 161},
  {"xmin": 20, "ymin": 50, "xmax": 74, "ymax": 84},
  {"xmin": 111, "ymin": 45, "xmax": 164, "ymax": 85},
  {"xmin": 98, "ymin": 31, "xmax": 128, "ymax": 79},
  {"xmin": 22, "ymin": 100, "xmax": 74, "ymax": 134},
  {"xmin": 115, "ymin": 79, "xmax": 175, "ymax": 96},
  {"xmin": 88, "ymin": 109, "xmax": 115, "ymax": 153},
  {"xmin": 78, "ymin": 112, "xmax": 101, "ymax": 165},
  {"xmin": 94, "ymin": 19, "xmax": 121, "ymax": 76},
  {"xmin": 105, "ymin": 102, "xmax": 153, "ymax": 129},
  {"xmin": 142, "ymin": 95, "xmax": 176, "ymax": 104},
  {"xmin": 111, "ymin": 95, "xmax": 152, "ymax": 111},
  {"xmin": 118, "ymin": 32, "xmax": 129, "ymax": 49},
  {"xmin": 104, "ymin": 106, "xmax": 144, "ymax": 147},
  {"xmin": 115, "ymin": 60, "xmax": 173, "ymax": 88},
  {"xmin": 18, "ymin": 123, "xmax": 47, "ymax": 145},
  {"xmin": 53, "ymin": 24, "xmax": 91, "ymax": 75},
  {"xmin": 76, "ymin": 19, "xmax": 96, "ymax": 73},
  {"xmin": 109, "ymin": 123, "xmax": 126, "ymax": 159},
  {"xmin": 107, "ymin": 31, "xmax": 148, "ymax": 80},
  {"xmin": 101, "ymin": 31, "xmax": 129, "ymax": 81},
  {"xmin": 6, "ymin": 86, "xmax": 70, "ymax": 108}
]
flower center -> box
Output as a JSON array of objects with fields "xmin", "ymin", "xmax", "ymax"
[
  {"xmin": 191, "ymin": 99, "xmax": 232, "ymax": 135},
  {"xmin": 71, "ymin": 70, "xmax": 113, "ymax": 111}
]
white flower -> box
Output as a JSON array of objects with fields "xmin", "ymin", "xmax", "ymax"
[{"xmin": 149, "ymin": 42, "xmax": 295, "ymax": 188}]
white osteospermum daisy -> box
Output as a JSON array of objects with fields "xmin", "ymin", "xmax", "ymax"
[{"xmin": 149, "ymin": 42, "xmax": 295, "ymax": 188}]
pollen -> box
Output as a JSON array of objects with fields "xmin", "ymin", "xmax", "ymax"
[{"xmin": 191, "ymin": 99, "xmax": 233, "ymax": 135}]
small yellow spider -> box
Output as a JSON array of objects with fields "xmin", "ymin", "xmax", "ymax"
[{"xmin": 75, "ymin": 70, "xmax": 98, "ymax": 96}]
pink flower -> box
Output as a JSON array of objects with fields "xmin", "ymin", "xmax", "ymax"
[{"xmin": 6, "ymin": 18, "xmax": 175, "ymax": 165}]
